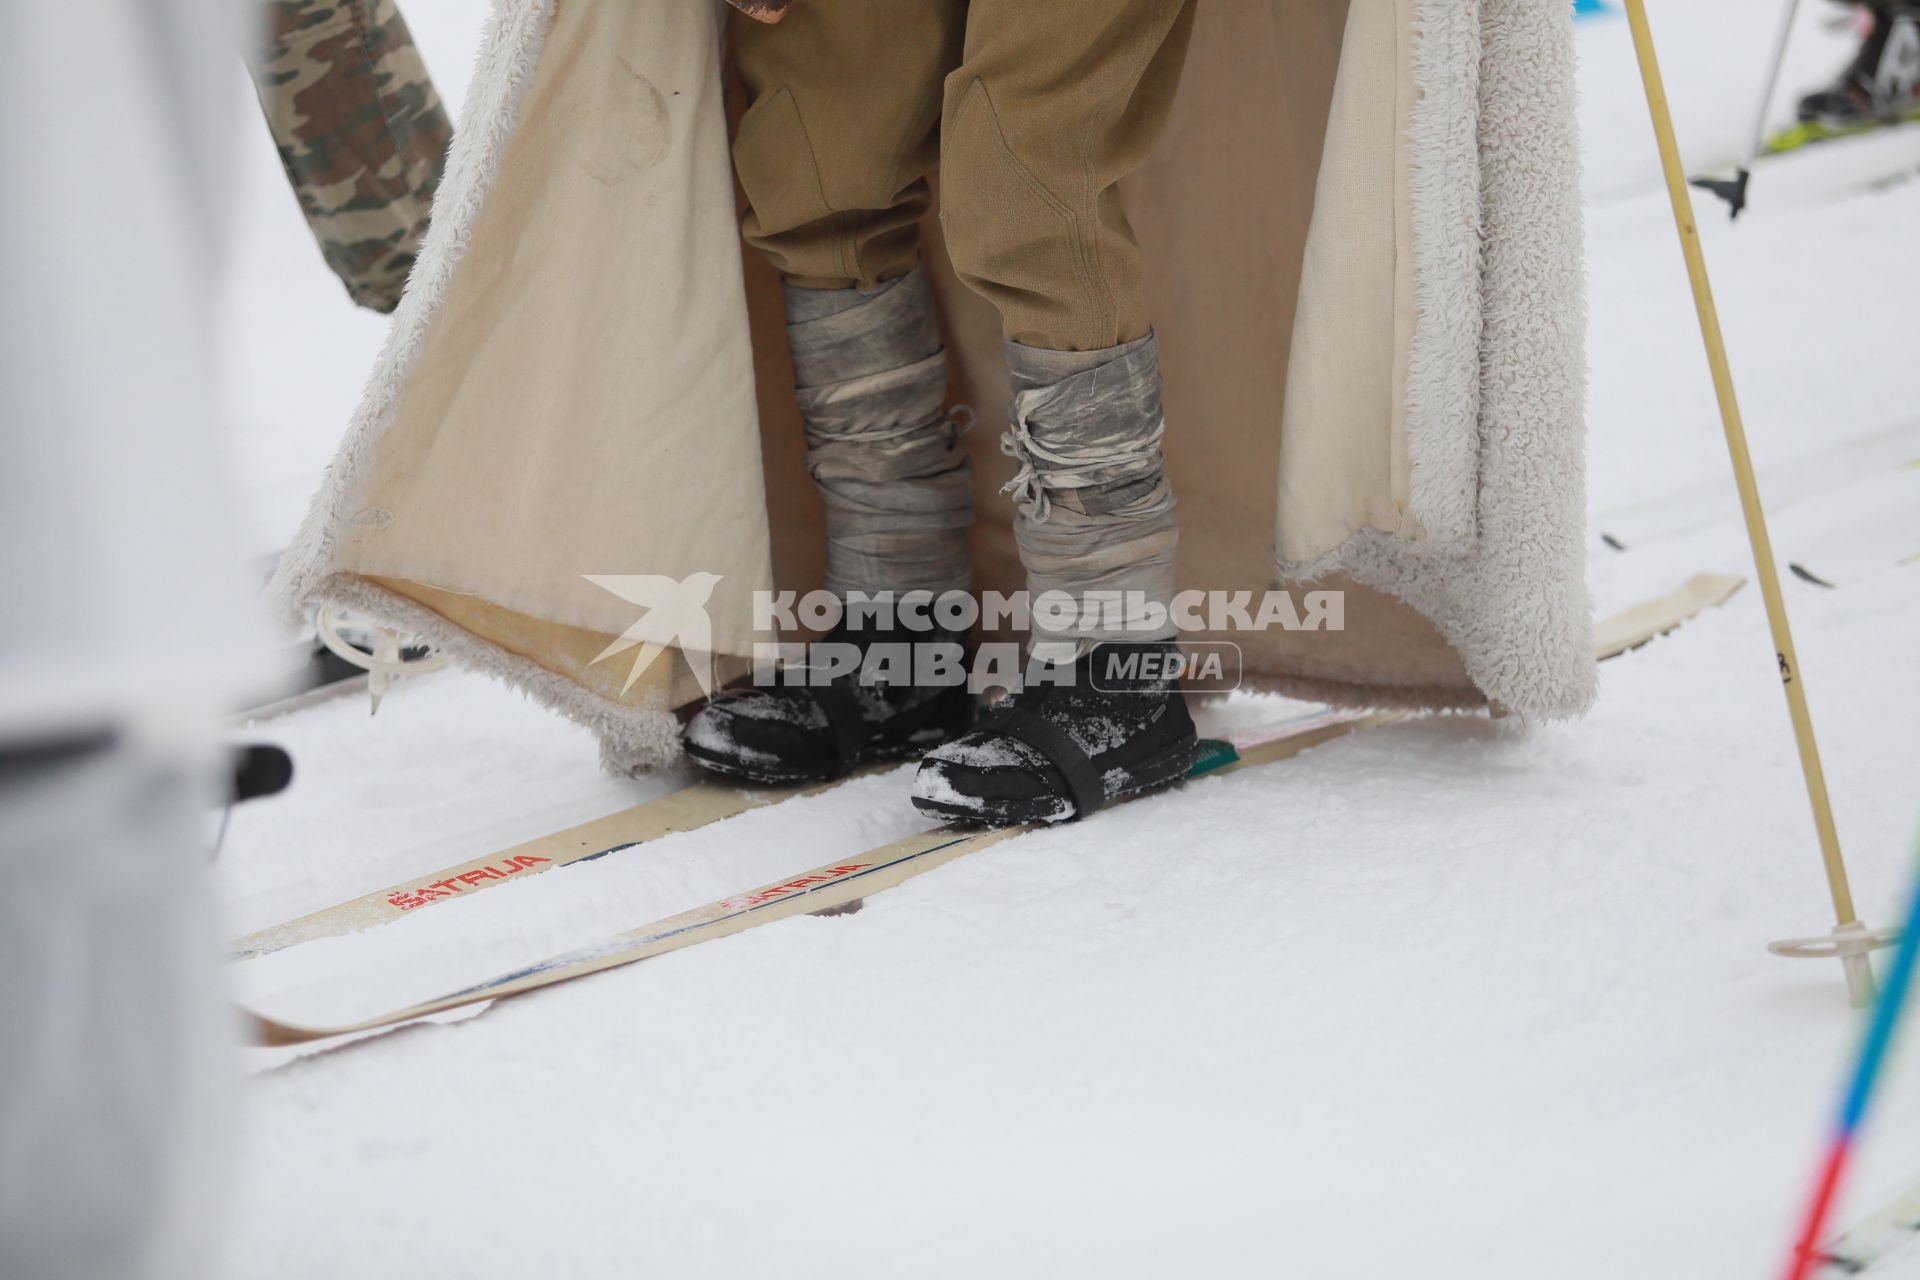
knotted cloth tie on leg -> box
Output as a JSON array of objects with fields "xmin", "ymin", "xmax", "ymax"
[
  {"xmin": 784, "ymin": 263, "xmax": 973, "ymax": 601},
  {"xmin": 1001, "ymin": 332, "xmax": 1179, "ymax": 657}
]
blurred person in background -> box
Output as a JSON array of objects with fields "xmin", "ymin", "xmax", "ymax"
[
  {"xmin": 1797, "ymin": 2, "xmax": 1920, "ymax": 136},
  {"xmin": 0, "ymin": 0, "xmax": 266, "ymax": 1276}
]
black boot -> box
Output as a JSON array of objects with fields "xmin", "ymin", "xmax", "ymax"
[
  {"xmin": 683, "ymin": 624, "xmax": 974, "ymax": 784},
  {"xmin": 909, "ymin": 640, "xmax": 1198, "ymax": 825},
  {"xmin": 1797, "ymin": 5, "xmax": 1920, "ymax": 129}
]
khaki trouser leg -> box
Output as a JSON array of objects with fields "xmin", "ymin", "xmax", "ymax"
[
  {"xmin": 730, "ymin": 0, "xmax": 1193, "ymax": 337},
  {"xmin": 730, "ymin": 1, "xmax": 964, "ymax": 290},
  {"xmin": 939, "ymin": 0, "xmax": 1195, "ymax": 351},
  {"xmin": 731, "ymin": 1, "xmax": 1194, "ymax": 642}
]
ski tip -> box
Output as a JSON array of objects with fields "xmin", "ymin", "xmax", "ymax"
[{"xmin": 242, "ymin": 1010, "xmax": 317, "ymax": 1048}]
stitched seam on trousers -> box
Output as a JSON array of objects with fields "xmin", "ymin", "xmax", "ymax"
[
  {"xmin": 1079, "ymin": 0, "xmax": 1181, "ymax": 348},
  {"xmin": 959, "ymin": 77, "xmax": 1103, "ymax": 347},
  {"xmin": 834, "ymin": 208, "xmax": 855, "ymax": 282},
  {"xmin": 739, "ymin": 84, "xmax": 842, "ymax": 278},
  {"xmin": 879, "ymin": 74, "xmax": 946, "ymax": 277}
]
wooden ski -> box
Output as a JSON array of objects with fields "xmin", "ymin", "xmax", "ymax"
[
  {"xmin": 228, "ymin": 773, "xmax": 862, "ymax": 960},
  {"xmin": 244, "ymin": 573, "xmax": 1743, "ymax": 1047}
]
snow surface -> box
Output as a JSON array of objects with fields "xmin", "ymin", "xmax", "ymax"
[{"xmin": 214, "ymin": 5, "xmax": 1920, "ymax": 1277}]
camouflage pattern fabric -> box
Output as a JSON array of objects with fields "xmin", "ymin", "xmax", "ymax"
[{"xmin": 248, "ymin": 1, "xmax": 452, "ymax": 314}]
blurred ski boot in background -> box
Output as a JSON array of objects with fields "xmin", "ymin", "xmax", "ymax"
[{"xmin": 1777, "ymin": 3, "xmax": 1920, "ymax": 150}]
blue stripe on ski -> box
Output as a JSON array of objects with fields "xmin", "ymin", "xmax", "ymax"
[
  {"xmin": 570, "ymin": 840, "xmax": 642, "ymax": 866},
  {"xmin": 1187, "ymin": 739, "xmax": 1241, "ymax": 778}
]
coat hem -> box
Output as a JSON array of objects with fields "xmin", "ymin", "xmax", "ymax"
[
  {"xmin": 311, "ymin": 573, "xmax": 686, "ymax": 774},
  {"xmin": 1400, "ymin": 0, "xmax": 1485, "ymax": 546},
  {"xmin": 1279, "ymin": 0, "xmax": 1596, "ymax": 723},
  {"xmin": 266, "ymin": 0, "xmax": 560, "ymax": 631}
]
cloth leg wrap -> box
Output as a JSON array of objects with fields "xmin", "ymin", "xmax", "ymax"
[
  {"xmin": 1001, "ymin": 331, "xmax": 1179, "ymax": 656},
  {"xmin": 784, "ymin": 262, "xmax": 973, "ymax": 601}
]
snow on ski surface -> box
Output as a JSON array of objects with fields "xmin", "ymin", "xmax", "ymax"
[{"xmin": 214, "ymin": 4, "xmax": 1920, "ymax": 1278}]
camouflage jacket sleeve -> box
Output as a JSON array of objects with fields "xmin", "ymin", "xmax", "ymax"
[{"xmin": 247, "ymin": 0, "xmax": 452, "ymax": 314}]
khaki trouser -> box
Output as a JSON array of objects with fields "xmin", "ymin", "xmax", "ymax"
[{"xmin": 731, "ymin": 0, "xmax": 1196, "ymax": 352}]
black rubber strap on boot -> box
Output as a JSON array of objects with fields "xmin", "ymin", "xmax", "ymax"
[
  {"xmin": 976, "ymin": 706, "xmax": 1105, "ymax": 819},
  {"xmin": 811, "ymin": 680, "xmax": 868, "ymax": 776}
]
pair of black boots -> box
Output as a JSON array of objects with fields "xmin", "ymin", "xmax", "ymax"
[{"xmin": 682, "ymin": 625, "xmax": 1197, "ymax": 825}]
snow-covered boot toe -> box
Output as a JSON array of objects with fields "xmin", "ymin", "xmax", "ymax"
[
  {"xmin": 684, "ymin": 627, "xmax": 974, "ymax": 785},
  {"xmin": 910, "ymin": 641, "xmax": 1197, "ymax": 825}
]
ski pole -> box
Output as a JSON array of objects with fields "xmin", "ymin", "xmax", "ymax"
[
  {"xmin": 1781, "ymin": 829, "xmax": 1920, "ymax": 1280},
  {"xmin": 1692, "ymin": 0, "xmax": 1802, "ymax": 219},
  {"xmin": 1621, "ymin": 0, "xmax": 1895, "ymax": 1004}
]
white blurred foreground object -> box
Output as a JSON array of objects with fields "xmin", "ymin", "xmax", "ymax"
[
  {"xmin": 1623, "ymin": 0, "xmax": 1896, "ymax": 1005},
  {"xmin": 0, "ymin": 749, "xmax": 232, "ymax": 1279},
  {"xmin": 0, "ymin": 0, "xmax": 255, "ymax": 1276}
]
